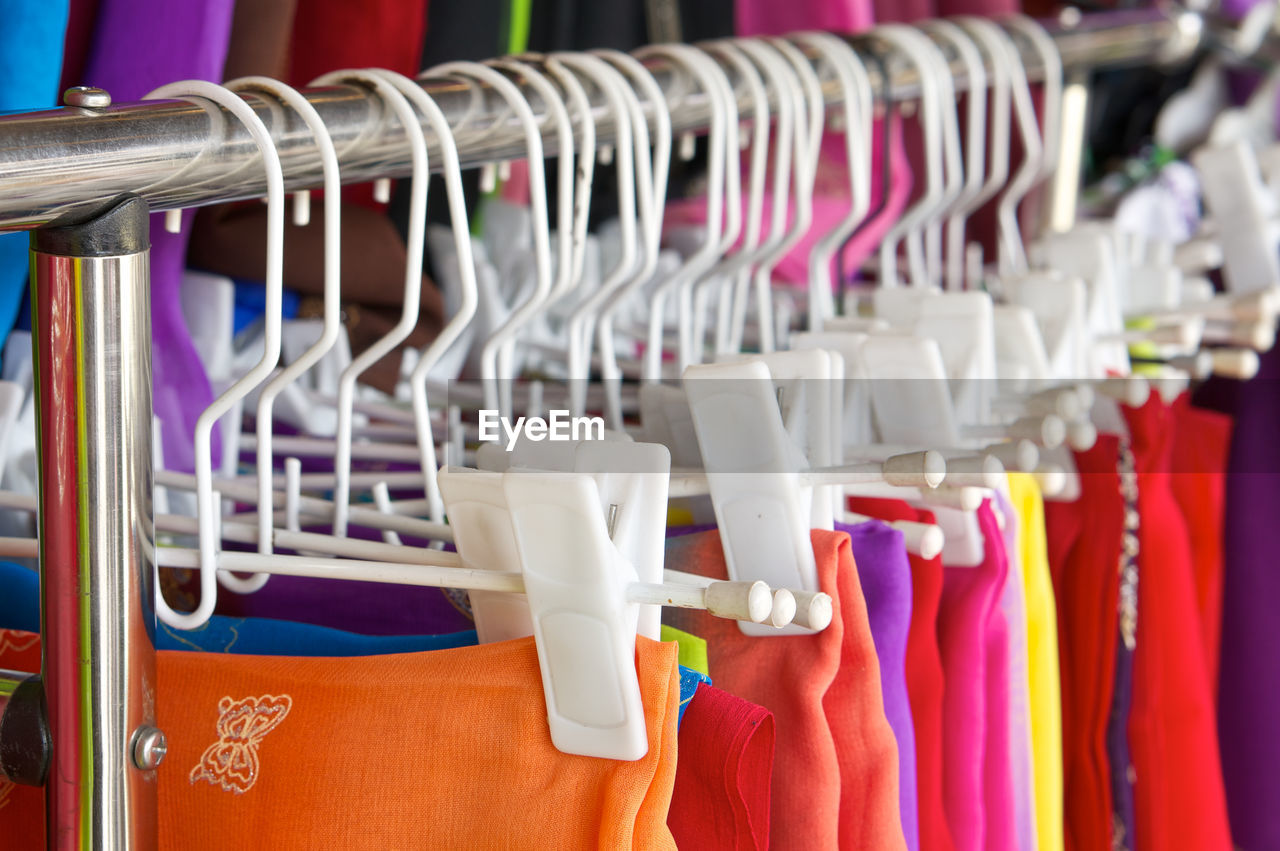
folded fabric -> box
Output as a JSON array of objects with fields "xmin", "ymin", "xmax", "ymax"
[
  {"xmin": 1006, "ymin": 473, "xmax": 1065, "ymax": 851},
  {"xmin": 935, "ymin": 501, "xmax": 1015, "ymax": 851},
  {"xmin": 669, "ymin": 684, "xmax": 775, "ymax": 850},
  {"xmin": 847, "ymin": 498, "xmax": 955, "ymax": 851},
  {"xmin": 663, "ymin": 529, "xmax": 905, "ymax": 851},
  {"xmin": 836, "ymin": 519, "xmax": 920, "ymax": 851},
  {"xmin": 0, "ymin": 632, "xmax": 681, "ymax": 850}
]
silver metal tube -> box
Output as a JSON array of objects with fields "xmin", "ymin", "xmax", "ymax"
[
  {"xmin": 33, "ymin": 195, "xmax": 158, "ymax": 849},
  {"xmin": 0, "ymin": 7, "xmax": 1201, "ymax": 230}
]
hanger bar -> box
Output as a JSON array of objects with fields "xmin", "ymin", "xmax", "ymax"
[{"xmin": 0, "ymin": 7, "xmax": 1209, "ymax": 230}]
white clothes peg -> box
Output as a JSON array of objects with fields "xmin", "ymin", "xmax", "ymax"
[
  {"xmin": 438, "ymin": 466, "xmax": 773, "ymax": 760},
  {"xmin": 476, "ymin": 433, "xmax": 672, "ymax": 640},
  {"xmin": 143, "ymin": 80, "xmax": 288, "ymax": 629},
  {"xmin": 682, "ymin": 359, "xmax": 820, "ymax": 626},
  {"xmin": 1193, "ymin": 141, "xmax": 1280, "ymax": 293}
]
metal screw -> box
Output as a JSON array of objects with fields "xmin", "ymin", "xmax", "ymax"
[
  {"xmin": 63, "ymin": 86, "xmax": 112, "ymax": 110},
  {"xmin": 131, "ymin": 726, "xmax": 167, "ymax": 770}
]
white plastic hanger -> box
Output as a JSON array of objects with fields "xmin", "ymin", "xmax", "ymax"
[
  {"xmin": 874, "ymin": 25, "xmax": 946, "ymax": 287},
  {"xmin": 550, "ymin": 52, "xmax": 639, "ymax": 415},
  {"xmin": 632, "ymin": 43, "xmax": 731, "ymax": 376},
  {"xmin": 592, "ymin": 50, "xmax": 673, "ymax": 427},
  {"xmin": 143, "ymin": 80, "xmax": 288, "ymax": 628},
  {"xmin": 794, "ymin": 31, "xmax": 874, "ymax": 331},
  {"xmin": 306, "ymin": 70, "xmax": 430, "ymax": 540},
  {"xmin": 427, "ymin": 61, "xmax": 554, "ymax": 418},
  {"xmin": 215, "ymin": 77, "xmax": 342, "ymax": 592}
]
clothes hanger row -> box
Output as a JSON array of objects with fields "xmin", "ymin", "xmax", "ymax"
[{"xmin": 6, "ymin": 13, "xmax": 1278, "ymax": 758}]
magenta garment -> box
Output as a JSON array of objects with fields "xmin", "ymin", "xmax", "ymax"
[
  {"xmin": 82, "ymin": 0, "xmax": 236, "ymax": 472},
  {"xmin": 736, "ymin": 0, "xmax": 873, "ymax": 34},
  {"xmin": 1197, "ymin": 344, "xmax": 1280, "ymax": 849},
  {"xmin": 993, "ymin": 491, "xmax": 1038, "ymax": 851},
  {"xmin": 937, "ymin": 502, "xmax": 1016, "ymax": 851},
  {"xmin": 838, "ymin": 519, "xmax": 920, "ymax": 851}
]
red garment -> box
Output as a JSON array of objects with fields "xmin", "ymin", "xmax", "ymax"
[
  {"xmin": 669, "ymin": 685, "xmax": 775, "ymax": 850},
  {"xmin": 662, "ymin": 529, "xmax": 906, "ymax": 851},
  {"xmin": 1123, "ymin": 399, "xmax": 1233, "ymax": 851},
  {"xmin": 0, "ymin": 630, "xmax": 43, "ymax": 849},
  {"xmin": 1168, "ymin": 393, "xmax": 1231, "ymax": 690},
  {"xmin": 287, "ymin": 0, "xmax": 427, "ymax": 211},
  {"xmin": 1043, "ymin": 435, "xmax": 1123, "ymax": 851},
  {"xmin": 847, "ymin": 497, "xmax": 955, "ymax": 851}
]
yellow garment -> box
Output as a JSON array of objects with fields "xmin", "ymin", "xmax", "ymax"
[
  {"xmin": 661, "ymin": 624, "xmax": 710, "ymax": 677},
  {"xmin": 1008, "ymin": 472, "xmax": 1065, "ymax": 851}
]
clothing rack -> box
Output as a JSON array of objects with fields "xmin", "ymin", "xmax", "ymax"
[{"xmin": 0, "ymin": 7, "xmax": 1244, "ymax": 848}]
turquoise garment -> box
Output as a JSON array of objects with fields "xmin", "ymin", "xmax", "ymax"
[
  {"xmin": 678, "ymin": 666, "xmax": 712, "ymax": 725},
  {"xmin": 0, "ymin": 1, "xmax": 72, "ymax": 370}
]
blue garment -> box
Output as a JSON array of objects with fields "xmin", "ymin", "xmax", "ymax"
[
  {"xmin": 0, "ymin": 560, "xmax": 704, "ymax": 726},
  {"xmin": 678, "ymin": 666, "xmax": 712, "ymax": 725},
  {"xmin": 233, "ymin": 278, "xmax": 301, "ymax": 336},
  {"xmin": 0, "ymin": 1, "xmax": 72, "ymax": 371}
]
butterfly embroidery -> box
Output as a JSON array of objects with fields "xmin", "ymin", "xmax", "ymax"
[{"xmin": 190, "ymin": 695, "xmax": 292, "ymax": 794}]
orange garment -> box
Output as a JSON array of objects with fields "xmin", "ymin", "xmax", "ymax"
[
  {"xmin": 0, "ymin": 632, "xmax": 680, "ymax": 850},
  {"xmin": 663, "ymin": 530, "xmax": 906, "ymax": 851}
]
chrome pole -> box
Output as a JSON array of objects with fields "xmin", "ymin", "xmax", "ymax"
[
  {"xmin": 0, "ymin": 7, "xmax": 1204, "ymax": 230},
  {"xmin": 32, "ymin": 194, "xmax": 160, "ymax": 850}
]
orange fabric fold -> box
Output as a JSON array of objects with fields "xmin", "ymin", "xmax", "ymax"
[
  {"xmin": 0, "ymin": 632, "xmax": 680, "ymax": 850},
  {"xmin": 662, "ymin": 529, "xmax": 906, "ymax": 851}
]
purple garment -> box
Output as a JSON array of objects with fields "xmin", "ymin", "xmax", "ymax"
[
  {"xmin": 837, "ymin": 520, "xmax": 920, "ymax": 851},
  {"xmin": 82, "ymin": 0, "xmax": 236, "ymax": 472},
  {"xmin": 993, "ymin": 491, "xmax": 1039, "ymax": 851},
  {"xmin": 215, "ymin": 572, "xmax": 477, "ymax": 637},
  {"xmin": 1197, "ymin": 350, "xmax": 1280, "ymax": 849}
]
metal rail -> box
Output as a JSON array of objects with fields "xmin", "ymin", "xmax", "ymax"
[{"xmin": 0, "ymin": 7, "xmax": 1202, "ymax": 230}]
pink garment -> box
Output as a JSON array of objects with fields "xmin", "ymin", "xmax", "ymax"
[
  {"xmin": 664, "ymin": 120, "xmax": 912, "ymax": 288},
  {"xmin": 936, "ymin": 502, "xmax": 1016, "ymax": 851},
  {"xmin": 684, "ymin": 0, "xmax": 914, "ymax": 290},
  {"xmin": 736, "ymin": 0, "xmax": 873, "ymax": 34}
]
